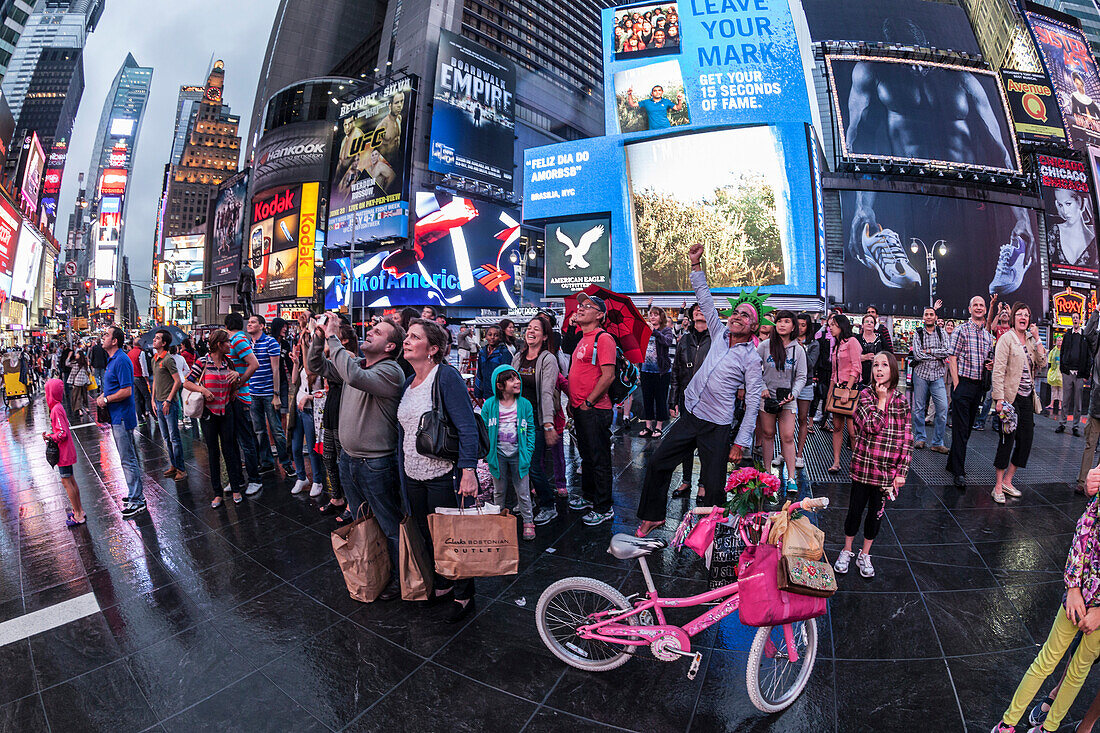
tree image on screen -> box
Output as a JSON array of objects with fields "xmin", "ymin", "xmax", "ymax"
[{"xmin": 633, "ymin": 173, "xmax": 782, "ymax": 291}]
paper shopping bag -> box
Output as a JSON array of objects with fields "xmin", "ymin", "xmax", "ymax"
[
  {"xmin": 331, "ymin": 511, "xmax": 391, "ymax": 603},
  {"xmin": 428, "ymin": 508, "xmax": 520, "ymax": 580},
  {"xmin": 398, "ymin": 516, "xmax": 434, "ymax": 601}
]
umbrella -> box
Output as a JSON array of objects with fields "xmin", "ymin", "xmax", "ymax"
[
  {"xmin": 137, "ymin": 324, "xmax": 190, "ymax": 350},
  {"xmin": 564, "ymin": 285, "xmax": 652, "ymax": 364}
]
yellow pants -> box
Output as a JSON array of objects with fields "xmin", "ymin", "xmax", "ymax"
[{"xmin": 1003, "ymin": 605, "xmax": 1100, "ymax": 729}]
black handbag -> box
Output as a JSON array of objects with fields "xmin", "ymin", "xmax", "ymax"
[
  {"xmin": 45, "ymin": 437, "xmax": 60, "ymax": 467},
  {"xmin": 416, "ymin": 367, "xmax": 489, "ymax": 461}
]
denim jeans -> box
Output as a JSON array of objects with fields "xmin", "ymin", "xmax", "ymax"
[
  {"xmin": 291, "ymin": 408, "xmax": 323, "ymax": 483},
  {"xmin": 251, "ymin": 394, "xmax": 290, "ymax": 469},
  {"xmin": 529, "ymin": 427, "xmax": 554, "ymax": 510},
  {"xmin": 912, "ymin": 375, "xmax": 948, "ymax": 447},
  {"xmin": 229, "ymin": 399, "xmax": 261, "ymax": 483},
  {"xmin": 111, "ymin": 423, "xmax": 143, "ymax": 502},
  {"xmin": 156, "ymin": 399, "xmax": 185, "ymax": 470},
  {"xmin": 338, "ymin": 451, "xmax": 402, "ymax": 571}
]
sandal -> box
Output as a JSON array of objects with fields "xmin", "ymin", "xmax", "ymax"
[
  {"xmin": 319, "ymin": 501, "xmax": 346, "ymax": 515},
  {"xmin": 334, "ymin": 510, "xmax": 353, "ymax": 525},
  {"xmin": 211, "ymin": 497, "xmax": 224, "ymax": 509},
  {"xmin": 65, "ymin": 512, "xmax": 86, "ymax": 527},
  {"xmin": 827, "ymin": 465, "xmax": 841, "ymax": 474},
  {"xmin": 233, "ymin": 493, "xmax": 244, "ymax": 504},
  {"xmin": 638, "ymin": 428, "xmax": 652, "ymax": 438},
  {"xmin": 651, "ymin": 429, "xmax": 663, "ymax": 439},
  {"xmin": 671, "ymin": 483, "xmax": 691, "ymax": 498}
]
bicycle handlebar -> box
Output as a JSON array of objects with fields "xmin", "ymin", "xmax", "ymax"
[{"xmin": 691, "ymin": 497, "xmax": 829, "ymax": 516}]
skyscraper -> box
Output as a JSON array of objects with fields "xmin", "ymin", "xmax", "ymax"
[
  {"xmin": 169, "ymin": 85, "xmax": 204, "ymax": 165},
  {"xmin": 0, "ymin": 0, "xmax": 41, "ymax": 80}
]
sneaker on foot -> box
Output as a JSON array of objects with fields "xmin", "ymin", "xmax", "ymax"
[
  {"xmin": 309, "ymin": 482, "xmax": 324, "ymax": 497},
  {"xmin": 771, "ymin": 456, "xmax": 783, "ymax": 468},
  {"xmin": 533, "ymin": 507, "xmax": 558, "ymax": 525},
  {"xmin": 259, "ymin": 464, "xmax": 275, "ymax": 474},
  {"xmin": 794, "ymin": 456, "xmax": 804, "ymax": 469},
  {"xmin": 582, "ymin": 509, "xmax": 615, "ymax": 526},
  {"xmin": 245, "ymin": 482, "xmax": 263, "ymax": 496},
  {"xmin": 568, "ymin": 495, "xmax": 593, "ymax": 511},
  {"xmin": 834, "ymin": 549, "xmax": 854, "ymax": 574},
  {"xmin": 291, "ymin": 478, "xmax": 310, "ymax": 494},
  {"xmin": 223, "ymin": 483, "xmax": 233, "ymax": 495},
  {"xmin": 990, "ymin": 723, "xmax": 1016, "ymax": 733},
  {"xmin": 856, "ymin": 551, "xmax": 874, "ymax": 578},
  {"xmin": 1028, "ymin": 696, "xmax": 1053, "ymax": 727},
  {"xmin": 786, "ymin": 480, "xmax": 798, "ymax": 494},
  {"xmin": 121, "ymin": 500, "xmax": 147, "ymax": 519}
]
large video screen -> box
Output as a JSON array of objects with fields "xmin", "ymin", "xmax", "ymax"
[
  {"xmin": 610, "ymin": 2, "xmax": 682, "ymax": 60},
  {"xmin": 163, "ymin": 234, "xmax": 204, "ymax": 290},
  {"xmin": 839, "ymin": 190, "xmax": 1040, "ymax": 317},
  {"xmin": 1026, "ymin": 11, "xmax": 1100, "ymax": 150},
  {"xmin": 325, "ymin": 192, "xmax": 521, "ymax": 308},
  {"xmin": 20, "ymin": 132, "xmax": 44, "ymax": 214},
  {"xmin": 428, "ymin": 30, "xmax": 516, "ymax": 189},
  {"xmin": 827, "ymin": 56, "xmax": 1019, "ymax": 173},
  {"xmin": 626, "ymin": 126, "xmax": 789, "ymax": 292},
  {"xmin": 1039, "ymin": 154, "xmax": 1099, "ymax": 283},
  {"xmin": 803, "ymin": 0, "xmax": 981, "ymax": 54},
  {"xmin": 0, "ymin": 194, "xmax": 20, "ymax": 301},
  {"xmin": 209, "ymin": 169, "xmax": 248, "ymax": 285},
  {"xmin": 328, "ymin": 79, "xmax": 414, "ymax": 249},
  {"xmin": 544, "ymin": 216, "xmax": 612, "ymax": 297},
  {"xmin": 10, "ymin": 226, "xmax": 43, "ymax": 302}
]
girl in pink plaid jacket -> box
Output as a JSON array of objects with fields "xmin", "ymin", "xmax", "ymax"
[{"xmin": 834, "ymin": 352, "xmax": 912, "ymax": 579}]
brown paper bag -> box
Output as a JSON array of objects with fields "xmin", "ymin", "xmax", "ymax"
[
  {"xmin": 767, "ymin": 504, "xmax": 825, "ymax": 561},
  {"xmin": 398, "ymin": 516, "xmax": 434, "ymax": 601},
  {"xmin": 428, "ymin": 508, "xmax": 520, "ymax": 580},
  {"xmin": 331, "ymin": 511, "xmax": 391, "ymax": 602}
]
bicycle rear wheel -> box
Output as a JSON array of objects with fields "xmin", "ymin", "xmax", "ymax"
[
  {"xmin": 536, "ymin": 577, "xmax": 638, "ymax": 672},
  {"xmin": 746, "ymin": 618, "xmax": 818, "ymax": 713}
]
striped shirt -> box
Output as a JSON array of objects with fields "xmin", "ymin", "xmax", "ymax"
[
  {"xmin": 187, "ymin": 356, "xmax": 237, "ymax": 415},
  {"xmin": 952, "ymin": 320, "xmax": 994, "ymax": 381},
  {"xmin": 227, "ymin": 331, "xmax": 254, "ymax": 404},
  {"xmin": 249, "ymin": 333, "xmax": 279, "ymax": 397}
]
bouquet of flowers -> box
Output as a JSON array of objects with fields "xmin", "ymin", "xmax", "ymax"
[{"xmin": 722, "ymin": 467, "xmax": 782, "ymax": 517}]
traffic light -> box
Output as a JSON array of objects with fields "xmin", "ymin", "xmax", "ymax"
[{"xmin": 83, "ymin": 280, "xmax": 91, "ymax": 294}]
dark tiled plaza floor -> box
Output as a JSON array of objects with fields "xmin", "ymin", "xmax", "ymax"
[{"xmin": 1, "ymin": 394, "xmax": 1098, "ymax": 732}]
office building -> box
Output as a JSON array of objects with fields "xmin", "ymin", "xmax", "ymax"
[
  {"xmin": 0, "ymin": 0, "xmax": 38, "ymax": 80},
  {"xmin": 245, "ymin": 0, "xmax": 388, "ymax": 159},
  {"xmin": 169, "ymin": 85, "xmax": 204, "ymax": 166},
  {"xmin": 960, "ymin": 0, "xmax": 1044, "ymax": 71}
]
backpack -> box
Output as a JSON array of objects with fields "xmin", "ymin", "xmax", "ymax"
[{"xmin": 590, "ymin": 329, "xmax": 640, "ymax": 406}]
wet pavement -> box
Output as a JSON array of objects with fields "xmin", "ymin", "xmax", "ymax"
[{"xmin": 1, "ymin": 392, "xmax": 1098, "ymax": 732}]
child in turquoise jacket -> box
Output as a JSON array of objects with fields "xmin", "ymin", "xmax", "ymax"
[{"xmin": 482, "ymin": 364, "xmax": 537, "ymax": 539}]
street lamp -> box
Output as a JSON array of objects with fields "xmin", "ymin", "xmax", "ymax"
[{"xmin": 909, "ymin": 238, "xmax": 947, "ymax": 309}]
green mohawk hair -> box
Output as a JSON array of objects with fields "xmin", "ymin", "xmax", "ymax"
[{"xmin": 718, "ymin": 288, "xmax": 776, "ymax": 326}]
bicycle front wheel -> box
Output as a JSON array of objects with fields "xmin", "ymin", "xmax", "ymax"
[
  {"xmin": 536, "ymin": 576, "xmax": 638, "ymax": 672},
  {"xmin": 746, "ymin": 617, "xmax": 818, "ymax": 713}
]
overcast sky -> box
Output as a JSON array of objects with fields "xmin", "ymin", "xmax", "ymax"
[{"xmin": 56, "ymin": 0, "xmax": 279, "ymax": 313}]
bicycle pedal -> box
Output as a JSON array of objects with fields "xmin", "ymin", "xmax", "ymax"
[{"xmin": 687, "ymin": 652, "xmax": 703, "ymax": 680}]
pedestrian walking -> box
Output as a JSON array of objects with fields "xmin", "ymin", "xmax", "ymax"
[
  {"xmin": 66, "ymin": 351, "xmax": 90, "ymax": 418},
  {"xmin": 473, "ymin": 325, "xmax": 511, "ymax": 402},
  {"xmin": 638, "ymin": 306, "xmax": 674, "ymax": 439},
  {"xmin": 826, "ymin": 313, "xmax": 861, "ymax": 474},
  {"xmin": 89, "ymin": 339, "xmax": 108, "ymax": 394},
  {"xmin": 45, "ymin": 378, "xmax": 83, "ymax": 527},
  {"xmin": 483, "ymin": 364, "xmax": 537, "ymax": 539},
  {"xmin": 95, "ymin": 326, "xmax": 145, "ymax": 518},
  {"xmin": 946, "ymin": 295, "xmax": 995, "ymax": 489},
  {"xmin": 397, "ymin": 318, "xmax": 481, "ymax": 622},
  {"xmin": 183, "ymin": 330, "xmax": 246, "ymax": 507},
  {"xmin": 1059, "ymin": 312, "xmax": 1089, "ymax": 436},
  {"xmin": 990, "ymin": 303, "xmax": 1045, "ymax": 504},
  {"xmin": 910, "ymin": 306, "xmax": 952, "ymax": 454},
  {"xmin": 834, "ymin": 353, "xmax": 911, "ymax": 580},
  {"xmin": 636, "ymin": 243, "xmax": 763, "ymax": 537},
  {"xmin": 150, "ymin": 329, "xmax": 186, "ymax": 480},
  {"xmin": 758, "ymin": 309, "xmax": 806, "ymax": 492}
]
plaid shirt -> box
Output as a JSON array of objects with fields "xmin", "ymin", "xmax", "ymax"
[
  {"xmin": 952, "ymin": 320, "xmax": 994, "ymax": 381},
  {"xmin": 1066, "ymin": 499, "xmax": 1100, "ymax": 607},
  {"xmin": 850, "ymin": 388, "xmax": 912, "ymax": 489},
  {"xmin": 911, "ymin": 326, "xmax": 951, "ymax": 382}
]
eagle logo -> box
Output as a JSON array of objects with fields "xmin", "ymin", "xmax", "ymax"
[{"xmin": 555, "ymin": 224, "xmax": 604, "ymax": 270}]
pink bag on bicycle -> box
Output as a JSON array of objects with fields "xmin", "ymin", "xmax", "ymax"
[
  {"xmin": 736, "ymin": 543, "xmax": 826, "ymax": 627},
  {"xmin": 684, "ymin": 512, "xmax": 722, "ymax": 558}
]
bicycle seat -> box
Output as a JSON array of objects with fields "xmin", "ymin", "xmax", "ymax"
[{"xmin": 608, "ymin": 533, "xmax": 667, "ymax": 560}]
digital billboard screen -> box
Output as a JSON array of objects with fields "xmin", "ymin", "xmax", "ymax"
[
  {"xmin": 20, "ymin": 132, "xmax": 44, "ymax": 214},
  {"xmin": 10, "ymin": 226, "xmax": 42, "ymax": 302},
  {"xmin": 428, "ymin": 30, "xmax": 516, "ymax": 189},
  {"xmin": 249, "ymin": 182, "xmax": 318, "ymax": 301},
  {"xmin": 1026, "ymin": 10, "xmax": 1100, "ymax": 150},
  {"xmin": 0, "ymin": 193, "xmax": 21, "ymax": 302},
  {"xmin": 40, "ymin": 250, "xmax": 54, "ymax": 312},
  {"xmin": 163, "ymin": 234, "xmax": 204, "ymax": 289},
  {"xmin": 325, "ymin": 192, "xmax": 521, "ymax": 309},
  {"xmin": 839, "ymin": 190, "xmax": 1040, "ymax": 317},
  {"xmin": 802, "ymin": 0, "xmax": 981, "ymax": 54},
  {"xmin": 251, "ymin": 120, "xmax": 332, "ymax": 194},
  {"xmin": 1001, "ymin": 68, "xmax": 1067, "ymax": 141},
  {"xmin": 328, "ymin": 80, "xmax": 414, "ymax": 248},
  {"xmin": 827, "ymin": 56, "xmax": 1019, "ymax": 173},
  {"xmin": 610, "ymin": 2, "xmax": 682, "ymax": 60},
  {"xmin": 210, "ymin": 169, "xmax": 248, "ymax": 285},
  {"xmin": 544, "ymin": 216, "xmax": 612, "ymax": 297},
  {"xmin": 100, "ymin": 168, "xmax": 127, "ymax": 197},
  {"xmin": 1039, "ymin": 154, "xmax": 1098, "ymax": 283}
]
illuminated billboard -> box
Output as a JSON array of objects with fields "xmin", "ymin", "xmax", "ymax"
[
  {"xmin": 428, "ymin": 30, "xmax": 516, "ymax": 189},
  {"xmin": 610, "ymin": 2, "xmax": 682, "ymax": 60},
  {"xmin": 802, "ymin": 0, "xmax": 982, "ymax": 54},
  {"xmin": 251, "ymin": 120, "xmax": 332, "ymax": 193},
  {"xmin": 110, "ymin": 118, "xmax": 135, "ymax": 137},
  {"xmin": 163, "ymin": 235, "xmax": 204, "ymax": 290},
  {"xmin": 1001, "ymin": 68, "xmax": 1067, "ymax": 142},
  {"xmin": 10, "ymin": 226, "xmax": 43, "ymax": 302},
  {"xmin": 40, "ymin": 250, "xmax": 54, "ymax": 312},
  {"xmin": 1026, "ymin": 10, "xmax": 1100, "ymax": 150},
  {"xmin": 826, "ymin": 56, "xmax": 1019, "ymax": 173},
  {"xmin": 0, "ymin": 193, "xmax": 21, "ymax": 301},
  {"xmin": 524, "ymin": 0, "xmax": 820, "ymax": 297},
  {"xmin": 325, "ymin": 192, "xmax": 521, "ymax": 309},
  {"xmin": 544, "ymin": 216, "xmax": 612, "ymax": 297},
  {"xmin": 1039, "ymin": 154, "xmax": 1098, "ymax": 283},
  {"xmin": 19, "ymin": 132, "xmax": 45, "ymax": 214},
  {"xmin": 209, "ymin": 169, "xmax": 248, "ymax": 285},
  {"xmin": 95, "ymin": 196, "xmax": 122, "ymax": 310},
  {"xmin": 100, "ymin": 168, "xmax": 127, "ymax": 197},
  {"xmin": 249, "ymin": 182, "xmax": 318, "ymax": 301},
  {"xmin": 328, "ymin": 80, "xmax": 414, "ymax": 248}
]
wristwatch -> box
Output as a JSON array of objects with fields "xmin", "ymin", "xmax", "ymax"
[{"xmin": 585, "ymin": 399, "xmax": 594, "ymax": 408}]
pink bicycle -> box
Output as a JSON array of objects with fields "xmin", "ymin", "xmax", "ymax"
[{"xmin": 536, "ymin": 497, "xmax": 829, "ymax": 713}]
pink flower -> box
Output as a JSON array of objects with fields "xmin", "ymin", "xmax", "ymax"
[{"xmin": 759, "ymin": 473, "xmax": 781, "ymax": 495}]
